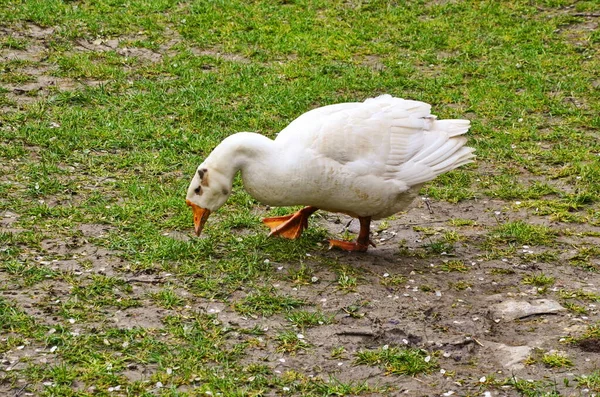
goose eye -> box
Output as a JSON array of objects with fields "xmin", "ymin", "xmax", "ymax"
[{"xmin": 194, "ymin": 186, "xmax": 202, "ymax": 194}]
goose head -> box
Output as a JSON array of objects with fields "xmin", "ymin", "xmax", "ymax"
[{"xmin": 185, "ymin": 165, "xmax": 232, "ymax": 236}]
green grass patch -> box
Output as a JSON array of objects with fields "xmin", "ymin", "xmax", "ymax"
[
  {"xmin": 541, "ymin": 351, "xmax": 574, "ymax": 368},
  {"xmin": 577, "ymin": 371, "xmax": 600, "ymax": 393},
  {"xmin": 354, "ymin": 346, "xmax": 437, "ymax": 376},
  {"xmin": 286, "ymin": 310, "xmax": 333, "ymax": 329},
  {"xmin": 522, "ymin": 273, "xmax": 555, "ymax": 288},
  {"xmin": 276, "ymin": 330, "xmax": 311, "ymax": 354},
  {"xmin": 488, "ymin": 221, "xmax": 557, "ymax": 246},
  {"xmin": 440, "ymin": 260, "xmax": 469, "ymax": 273},
  {"xmin": 234, "ymin": 287, "xmax": 304, "ymax": 317}
]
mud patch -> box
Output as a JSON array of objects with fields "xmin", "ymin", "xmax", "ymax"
[
  {"xmin": 559, "ymin": 18, "xmax": 598, "ymax": 47},
  {"xmin": 0, "ymin": 211, "xmax": 22, "ymax": 233},
  {"xmin": 108, "ymin": 305, "xmax": 169, "ymax": 329},
  {"xmin": 39, "ymin": 237, "xmax": 125, "ymax": 276},
  {"xmin": 75, "ymin": 38, "xmax": 163, "ymax": 63}
]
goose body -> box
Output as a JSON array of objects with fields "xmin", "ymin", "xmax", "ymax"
[{"xmin": 186, "ymin": 95, "xmax": 475, "ymax": 251}]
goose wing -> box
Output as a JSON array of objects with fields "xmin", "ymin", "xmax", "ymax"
[{"xmin": 275, "ymin": 95, "xmax": 474, "ymax": 183}]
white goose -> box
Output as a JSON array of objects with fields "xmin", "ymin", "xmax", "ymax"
[{"xmin": 186, "ymin": 95, "xmax": 475, "ymax": 252}]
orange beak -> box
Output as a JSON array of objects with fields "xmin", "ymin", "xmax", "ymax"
[{"xmin": 186, "ymin": 200, "xmax": 211, "ymax": 236}]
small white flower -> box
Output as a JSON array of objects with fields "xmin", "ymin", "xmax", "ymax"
[
  {"xmin": 296, "ymin": 334, "xmax": 304, "ymax": 339},
  {"xmin": 383, "ymin": 273, "xmax": 389, "ymax": 277},
  {"xmin": 424, "ymin": 356, "xmax": 431, "ymax": 363},
  {"xmin": 480, "ymin": 376, "xmax": 487, "ymax": 383}
]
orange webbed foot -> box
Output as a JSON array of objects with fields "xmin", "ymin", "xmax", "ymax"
[
  {"xmin": 328, "ymin": 239, "xmax": 376, "ymax": 252},
  {"xmin": 262, "ymin": 206, "xmax": 318, "ymax": 240}
]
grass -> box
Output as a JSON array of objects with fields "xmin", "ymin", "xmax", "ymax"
[
  {"xmin": 577, "ymin": 371, "xmax": 600, "ymax": 393},
  {"xmin": 501, "ymin": 377, "xmax": 561, "ymax": 397},
  {"xmin": 522, "ymin": 273, "xmax": 556, "ymax": 291},
  {"xmin": 563, "ymin": 322, "xmax": 600, "ymax": 350},
  {"xmin": 488, "ymin": 221, "xmax": 557, "ymax": 246},
  {"xmin": 286, "ymin": 310, "xmax": 333, "ymax": 329},
  {"xmin": 233, "ymin": 287, "xmax": 305, "ymax": 317},
  {"xmin": 354, "ymin": 346, "xmax": 437, "ymax": 376},
  {"xmin": 1, "ymin": 0, "xmax": 600, "ymax": 395},
  {"xmin": 276, "ymin": 331, "xmax": 310, "ymax": 354},
  {"xmin": 541, "ymin": 351, "xmax": 574, "ymax": 368},
  {"xmin": 440, "ymin": 260, "xmax": 469, "ymax": 273}
]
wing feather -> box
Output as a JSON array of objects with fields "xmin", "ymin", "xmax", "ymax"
[{"xmin": 274, "ymin": 95, "xmax": 474, "ymax": 186}]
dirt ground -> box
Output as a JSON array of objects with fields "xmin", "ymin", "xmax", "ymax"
[{"xmin": 2, "ymin": 196, "xmax": 600, "ymax": 395}]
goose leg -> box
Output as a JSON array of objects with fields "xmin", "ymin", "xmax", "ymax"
[
  {"xmin": 328, "ymin": 216, "xmax": 376, "ymax": 252},
  {"xmin": 263, "ymin": 206, "xmax": 318, "ymax": 239}
]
